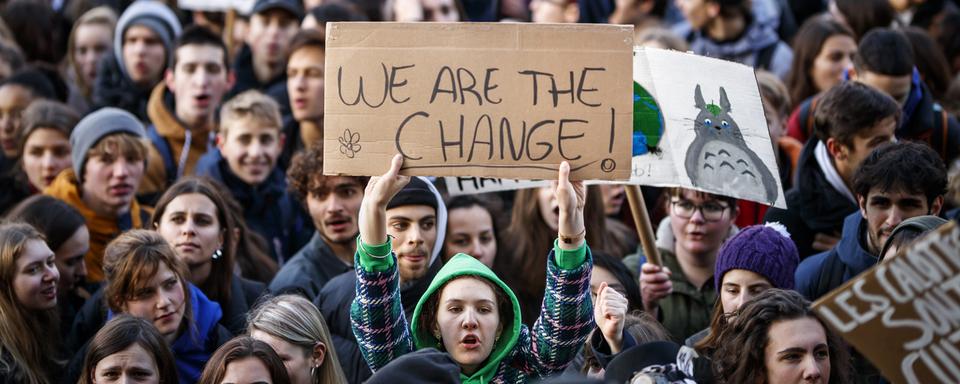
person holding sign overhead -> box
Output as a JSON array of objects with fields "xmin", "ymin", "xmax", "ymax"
[
  {"xmin": 350, "ymin": 155, "xmax": 594, "ymax": 383},
  {"xmin": 315, "ymin": 161, "xmax": 447, "ymax": 384}
]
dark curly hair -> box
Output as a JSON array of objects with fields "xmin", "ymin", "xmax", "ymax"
[
  {"xmin": 287, "ymin": 143, "xmax": 369, "ymax": 202},
  {"xmin": 852, "ymin": 141, "xmax": 948, "ymax": 207},
  {"xmin": 713, "ymin": 289, "xmax": 850, "ymax": 384}
]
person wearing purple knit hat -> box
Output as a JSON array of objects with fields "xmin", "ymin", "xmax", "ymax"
[{"xmin": 683, "ymin": 222, "xmax": 799, "ymax": 359}]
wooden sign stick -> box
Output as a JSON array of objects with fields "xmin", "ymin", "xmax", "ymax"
[{"xmin": 625, "ymin": 184, "xmax": 661, "ymax": 266}]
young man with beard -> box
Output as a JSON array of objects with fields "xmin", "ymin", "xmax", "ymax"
[
  {"xmin": 93, "ymin": 1, "xmax": 181, "ymax": 121},
  {"xmin": 278, "ymin": 29, "xmax": 324, "ymax": 170},
  {"xmin": 269, "ymin": 144, "xmax": 368, "ymax": 298},
  {"xmin": 228, "ymin": 0, "xmax": 301, "ymax": 111},
  {"xmin": 139, "ymin": 26, "xmax": 234, "ymax": 204},
  {"xmin": 44, "ymin": 107, "xmax": 150, "ymax": 283},
  {"xmin": 315, "ymin": 176, "xmax": 447, "ymax": 384},
  {"xmin": 195, "ymin": 90, "xmax": 312, "ymax": 265},
  {"xmin": 795, "ymin": 141, "xmax": 947, "ymax": 300}
]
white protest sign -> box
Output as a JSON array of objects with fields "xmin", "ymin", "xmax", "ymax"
[{"xmin": 629, "ymin": 47, "xmax": 786, "ymax": 208}]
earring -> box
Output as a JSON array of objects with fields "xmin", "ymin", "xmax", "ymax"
[
  {"xmin": 311, "ymin": 365, "xmax": 318, "ymax": 379},
  {"xmin": 212, "ymin": 248, "xmax": 222, "ymax": 260}
]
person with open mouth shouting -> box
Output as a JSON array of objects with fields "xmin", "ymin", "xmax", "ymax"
[{"xmin": 350, "ymin": 155, "xmax": 594, "ymax": 383}]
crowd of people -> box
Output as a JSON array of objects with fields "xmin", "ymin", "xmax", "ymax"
[{"xmin": 0, "ymin": 0, "xmax": 959, "ymax": 383}]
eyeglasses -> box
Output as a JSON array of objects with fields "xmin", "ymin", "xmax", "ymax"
[{"xmin": 671, "ymin": 200, "xmax": 730, "ymax": 221}]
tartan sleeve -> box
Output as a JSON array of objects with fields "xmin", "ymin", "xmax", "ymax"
[
  {"xmin": 349, "ymin": 247, "xmax": 413, "ymax": 372},
  {"xmin": 524, "ymin": 241, "xmax": 595, "ymax": 376}
]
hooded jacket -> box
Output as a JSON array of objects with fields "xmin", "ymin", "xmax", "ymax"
[
  {"xmin": 44, "ymin": 169, "xmax": 148, "ymax": 282},
  {"xmin": 794, "ymin": 211, "xmax": 876, "ymax": 301},
  {"xmin": 65, "ymin": 284, "xmax": 233, "ymax": 384},
  {"xmin": 683, "ymin": 6, "xmax": 793, "ymax": 78},
  {"xmin": 315, "ymin": 176, "xmax": 447, "ymax": 384},
  {"xmin": 351, "ymin": 240, "xmax": 594, "ymax": 384},
  {"xmin": 195, "ymin": 150, "xmax": 312, "ymax": 264},
  {"xmin": 764, "ymin": 139, "xmax": 858, "ymax": 259},
  {"xmin": 139, "ymin": 83, "xmax": 216, "ymax": 201},
  {"xmin": 92, "ymin": 1, "xmax": 181, "ymax": 121}
]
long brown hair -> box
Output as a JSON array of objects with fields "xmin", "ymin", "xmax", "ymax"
[
  {"xmin": 151, "ymin": 177, "xmax": 238, "ymax": 303},
  {"xmin": 199, "ymin": 336, "xmax": 291, "ymax": 384},
  {"xmin": 785, "ymin": 17, "xmax": 855, "ymax": 109},
  {"xmin": 712, "ymin": 289, "xmax": 850, "ymax": 384},
  {"xmin": 78, "ymin": 315, "xmax": 178, "ymax": 384},
  {"xmin": 102, "ymin": 230, "xmax": 193, "ymax": 336},
  {"xmin": 498, "ymin": 185, "xmax": 607, "ymax": 324},
  {"xmin": 0, "ymin": 223, "xmax": 61, "ymax": 384}
]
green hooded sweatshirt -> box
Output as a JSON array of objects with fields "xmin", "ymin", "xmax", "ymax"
[
  {"xmin": 354, "ymin": 240, "xmax": 589, "ymax": 384},
  {"xmin": 409, "ymin": 253, "xmax": 521, "ymax": 383}
]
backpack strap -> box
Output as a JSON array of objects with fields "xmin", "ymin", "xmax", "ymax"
[
  {"xmin": 815, "ymin": 252, "xmax": 846, "ymax": 300},
  {"xmin": 802, "ymin": 97, "xmax": 819, "ymax": 141},
  {"xmin": 145, "ymin": 124, "xmax": 177, "ymax": 188}
]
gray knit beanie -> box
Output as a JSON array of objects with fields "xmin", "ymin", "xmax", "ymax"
[
  {"xmin": 879, "ymin": 215, "xmax": 949, "ymax": 261},
  {"xmin": 71, "ymin": 107, "xmax": 146, "ymax": 183},
  {"xmin": 114, "ymin": 1, "xmax": 182, "ymax": 79}
]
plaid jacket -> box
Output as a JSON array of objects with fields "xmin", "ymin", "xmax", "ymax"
[{"xmin": 350, "ymin": 244, "xmax": 595, "ymax": 383}]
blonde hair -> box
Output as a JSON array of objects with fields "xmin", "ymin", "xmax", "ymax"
[
  {"xmin": 0, "ymin": 223, "xmax": 59, "ymax": 384},
  {"xmin": 219, "ymin": 90, "xmax": 282, "ymax": 136},
  {"xmin": 67, "ymin": 6, "xmax": 118, "ymax": 97},
  {"xmin": 87, "ymin": 133, "xmax": 148, "ymax": 163},
  {"xmin": 247, "ymin": 294, "xmax": 347, "ymax": 384}
]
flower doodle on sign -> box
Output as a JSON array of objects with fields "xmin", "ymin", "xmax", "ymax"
[{"xmin": 339, "ymin": 129, "xmax": 362, "ymax": 158}]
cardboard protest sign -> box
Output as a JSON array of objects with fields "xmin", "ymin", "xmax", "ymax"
[
  {"xmin": 322, "ymin": 22, "xmax": 634, "ymax": 180},
  {"xmin": 628, "ymin": 47, "xmax": 786, "ymax": 208},
  {"xmin": 812, "ymin": 221, "xmax": 960, "ymax": 384}
]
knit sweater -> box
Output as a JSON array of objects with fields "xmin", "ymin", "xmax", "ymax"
[{"xmin": 350, "ymin": 240, "xmax": 594, "ymax": 384}]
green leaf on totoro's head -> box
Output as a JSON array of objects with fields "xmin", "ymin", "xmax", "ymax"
[{"xmin": 706, "ymin": 103, "xmax": 722, "ymax": 116}]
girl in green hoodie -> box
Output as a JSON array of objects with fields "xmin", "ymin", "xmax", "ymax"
[{"xmin": 350, "ymin": 156, "xmax": 595, "ymax": 383}]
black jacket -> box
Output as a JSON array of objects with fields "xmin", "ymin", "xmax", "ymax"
[
  {"xmin": 764, "ymin": 138, "xmax": 858, "ymax": 259},
  {"xmin": 269, "ymin": 232, "xmax": 352, "ymax": 299},
  {"xmin": 315, "ymin": 259, "xmax": 441, "ymax": 384},
  {"xmin": 227, "ymin": 44, "xmax": 290, "ymax": 116},
  {"xmin": 91, "ymin": 55, "xmax": 153, "ymax": 121},
  {"xmin": 899, "ymin": 81, "xmax": 960, "ymax": 164},
  {"xmin": 219, "ymin": 275, "xmax": 267, "ymax": 335}
]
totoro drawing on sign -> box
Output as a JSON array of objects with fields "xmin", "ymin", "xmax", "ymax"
[{"xmin": 684, "ymin": 85, "xmax": 778, "ymax": 205}]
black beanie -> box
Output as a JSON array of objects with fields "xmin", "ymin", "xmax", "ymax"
[
  {"xmin": 387, "ymin": 177, "xmax": 438, "ymax": 211},
  {"xmin": 366, "ymin": 348, "xmax": 461, "ymax": 384}
]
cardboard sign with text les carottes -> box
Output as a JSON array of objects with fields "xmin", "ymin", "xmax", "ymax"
[
  {"xmin": 812, "ymin": 221, "xmax": 960, "ymax": 384},
  {"xmin": 323, "ymin": 22, "xmax": 633, "ymax": 180}
]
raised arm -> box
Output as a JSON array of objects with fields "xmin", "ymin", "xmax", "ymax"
[
  {"xmin": 524, "ymin": 162, "xmax": 596, "ymax": 375},
  {"xmin": 350, "ymin": 154, "xmax": 414, "ymax": 372}
]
